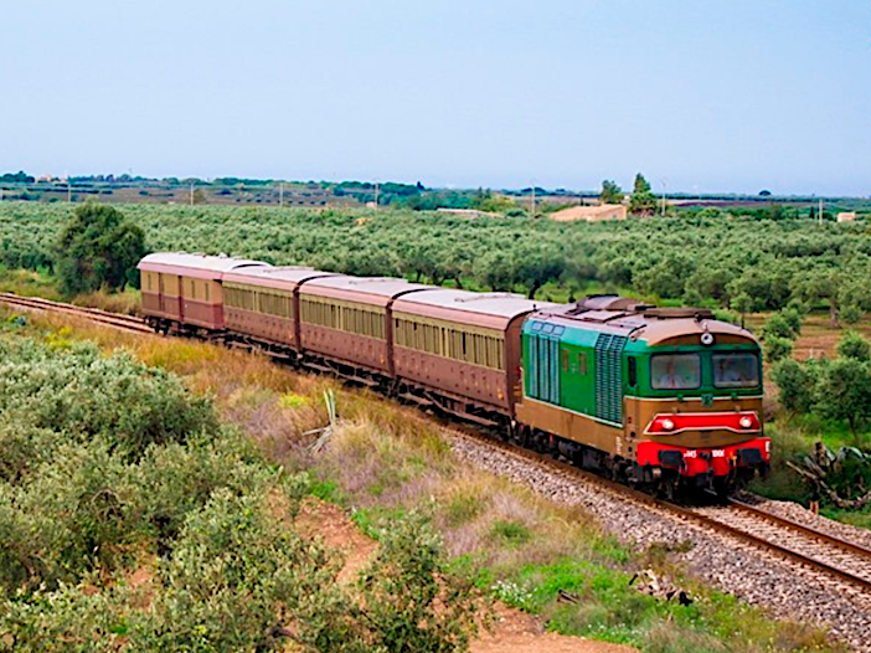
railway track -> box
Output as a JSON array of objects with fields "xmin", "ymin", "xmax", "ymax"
[
  {"xmin": 0, "ymin": 292, "xmax": 153, "ymax": 334},
  {"xmin": 3, "ymin": 290, "xmax": 871, "ymax": 600},
  {"xmin": 452, "ymin": 426, "xmax": 871, "ymax": 597},
  {"xmin": 691, "ymin": 497, "xmax": 871, "ymax": 592}
]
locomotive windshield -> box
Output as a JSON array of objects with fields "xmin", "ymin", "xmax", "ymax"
[
  {"xmin": 650, "ymin": 353, "xmax": 701, "ymax": 390},
  {"xmin": 712, "ymin": 351, "xmax": 760, "ymax": 389}
]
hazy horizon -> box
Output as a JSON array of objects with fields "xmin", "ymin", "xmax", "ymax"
[{"xmin": 3, "ymin": 1, "xmax": 869, "ymax": 196}]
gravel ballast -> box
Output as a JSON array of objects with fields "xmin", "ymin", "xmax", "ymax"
[{"xmin": 447, "ymin": 431, "xmax": 871, "ymax": 653}]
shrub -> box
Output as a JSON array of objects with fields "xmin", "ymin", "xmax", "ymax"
[
  {"xmin": 357, "ymin": 511, "xmax": 483, "ymax": 653},
  {"xmin": 815, "ymin": 358, "xmax": 871, "ymax": 436},
  {"xmin": 762, "ymin": 313, "xmax": 796, "ymax": 341},
  {"xmin": 771, "ymin": 359, "xmax": 817, "ymax": 413},
  {"xmin": 764, "ymin": 336, "xmax": 793, "ymax": 363},
  {"xmin": 837, "ymin": 330, "xmax": 871, "ymax": 362},
  {"xmin": 841, "ymin": 304, "xmax": 862, "ymax": 324},
  {"xmin": 0, "ymin": 339, "xmax": 217, "ymax": 459}
]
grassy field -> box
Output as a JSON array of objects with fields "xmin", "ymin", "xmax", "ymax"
[{"xmin": 0, "ymin": 304, "xmax": 848, "ymax": 652}]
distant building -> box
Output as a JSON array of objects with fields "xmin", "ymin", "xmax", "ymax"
[
  {"xmin": 549, "ymin": 204, "xmax": 628, "ymax": 222},
  {"xmin": 837, "ymin": 212, "xmax": 857, "ymax": 223},
  {"xmin": 435, "ymin": 208, "xmax": 503, "ymax": 218}
]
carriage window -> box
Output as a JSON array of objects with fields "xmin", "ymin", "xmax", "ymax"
[
  {"xmin": 713, "ymin": 352, "xmax": 760, "ymax": 389},
  {"xmin": 650, "ymin": 353, "xmax": 701, "ymax": 390}
]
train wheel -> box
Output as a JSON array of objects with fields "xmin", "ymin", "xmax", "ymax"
[{"xmin": 713, "ymin": 477, "xmax": 730, "ymax": 501}]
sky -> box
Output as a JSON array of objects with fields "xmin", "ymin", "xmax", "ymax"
[{"xmin": 1, "ymin": 1, "xmax": 869, "ymax": 195}]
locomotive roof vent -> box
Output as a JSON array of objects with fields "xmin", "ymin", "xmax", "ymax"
[
  {"xmin": 568, "ymin": 295, "xmax": 653, "ymax": 315},
  {"xmin": 642, "ymin": 307, "xmax": 715, "ymax": 320}
]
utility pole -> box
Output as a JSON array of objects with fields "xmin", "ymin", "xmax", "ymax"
[
  {"xmin": 279, "ymin": 183, "xmax": 284, "ymax": 207},
  {"xmin": 819, "ymin": 198, "xmax": 823, "ymax": 226},
  {"xmin": 374, "ymin": 181, "xmax": 379, "ymax": 209},
  {"xmin": 660, "ymin": 179, "xmax": 667, "ymax": 216},
  {"xmin": 531, "ymin": 185, "xmax": 536, "ymax": 217},
  {"xmin": 190, "ymin": 182, "xmax": 194, "ymax": 206},
  {"xmin": 67, "ymin": 182, "xmax": 72, "ymax": 203}
]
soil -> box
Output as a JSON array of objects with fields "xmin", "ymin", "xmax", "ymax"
[{"xmin": 297, "ymin": 498, "xmax": 637, "ymax": 653}]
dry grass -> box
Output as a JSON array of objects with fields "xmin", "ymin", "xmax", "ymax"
[{"xmin": 71, "ymin": 288, "xmax": 141, "ymax": 315}]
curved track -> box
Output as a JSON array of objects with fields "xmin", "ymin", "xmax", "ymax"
[
  {"xmin": 0, "ymin": 292, "xmax": 153, "ymax": 334},
  {"xmin": 453, "ymin": 425, "xmax": 871, "ymax": 596},
  {"xmin": 3, "ymin": 290, "xmax": 871, "ymax": 597}
]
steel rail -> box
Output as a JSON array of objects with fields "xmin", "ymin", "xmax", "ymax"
[{"xmin": 0, "ymin": 292, "xmax": 153, "ymax": 333}]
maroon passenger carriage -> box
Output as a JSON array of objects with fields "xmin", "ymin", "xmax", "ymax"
[
  {"xmin": 138, "ymin": 253, "xmax": 269, "ymax": 334},
  {"xmin": 138, "ymin": 253, "xmax": 549, "ymax": 427}
]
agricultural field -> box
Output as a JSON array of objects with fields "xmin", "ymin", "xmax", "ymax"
[
  {"xmin": 4, "ymin": 201, "xmax": 871, "ymax": 516},
  {"xmin": 2, "ymin": 202, "xmax": 871, "ymax": 315},
  {"xmin": 0, "ymin": 308, "xmax": 846, "ymax": 653}
]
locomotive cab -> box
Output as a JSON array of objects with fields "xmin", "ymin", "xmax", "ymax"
[{"xmin": 624, "ymin": 339, "xmax": 768, "ymax": 493}]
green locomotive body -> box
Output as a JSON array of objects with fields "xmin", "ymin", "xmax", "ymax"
[{"xmin": 515, "ymin": 296, "xmax": 769, "ymax": 495}]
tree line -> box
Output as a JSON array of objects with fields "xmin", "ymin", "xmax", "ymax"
[{"xmin": 2, "ymin": 203, "xmax": 871, "ymax": 322}]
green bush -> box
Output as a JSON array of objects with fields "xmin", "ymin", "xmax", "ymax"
[
  {"xmin": 763, "ymin": 335, "xmax": 793, "ymax": 363},
  {"xmin": 837, "ymin": 330, "xmax": 871, "ymax": 362},
  {"xmin": 841, "ymin": 304, "xmax": 862, "ymax": 324},
  {"xmin": 0, "ymin": 339, "xmax": 217, "ymax": 459},
  {"xmin": 762, "ymin": 313, "xmax": 797, "ymax": 341},
  {"xmin": 771, "ymin": 359, "xmax": 817, "ymax": 413}
]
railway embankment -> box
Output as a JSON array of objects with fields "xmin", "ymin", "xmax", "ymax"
[{"xmin": 0, "ymin": 298, "xmax": 857, "ymax": 652}]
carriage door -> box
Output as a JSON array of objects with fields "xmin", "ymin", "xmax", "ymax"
[{"xmin": 158, "ymin": 274, "xmax": 166, "ymax": 314}]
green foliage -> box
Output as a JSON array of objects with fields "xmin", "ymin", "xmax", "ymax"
[
  {"xmin": 628, "ymin": 173, "xmax": 656, "ymax": 215},
  {"xmin": 762, "ymin": 312, "xmax": 798, "ymax": 341},
  {"xmin": 0, "ymin": 334, "xmax": 481, "ymax": 652},
  {"xmin": 357, "ymin": 511, "xmax": 483, "ymax": 653},
  {"xmin": 0, "ymin": 338, "xmax": 217, "ymax": 460},
  {"xmin": 841, "ymin": 304, "xmax": 863, "ymax": 324},
  {"xmin": 763, "ymin": 335, "xmax": 793, "ymax": 363},
  {"xmin": 489, "ymin": 520, "xmax": 532, "ymax": 546},
  {"xmin": 815, "ymin": 357, "xmax": 871, "ymax": 436},
  {"xmin": 55, "ymin": 202, "xmax": 147, "ymax": 295},
  {"xmin": 469, "ymin": 190, "xmax": 519, "ymax": 215},
  {"xmin": 130, "ymin": 488, "xmax": 357, "ymax": 653},
  {"xmin": 837, "ymin": 330, "xmax": 871, "ymax": 361},
  {"xmin": 4, "ymin": 202, "xmax": 871, "ymax": 312},
  {"xmin": 789, "ymin": 444, "xmax": 871, "ymax": 507},
  {"xmin": 599, "ymin": 180, "xmax": 623, "ymax": 205},
  {"xmin": 780, "ymin": 306, "xmax": 804, "ymax": 335},
  {"xmin": 771, "ymin": 359, "xmax": 816, "ymax": 413}
]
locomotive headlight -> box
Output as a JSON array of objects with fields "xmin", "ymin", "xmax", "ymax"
[
  {"xmin": 739, "ymin": 416, "xmax": 754, "ymax": 429},
  {"xmin": 661, "ymin": 418, "xmax": 676, "ymax": 431},
  {"xmin": 700, "ymin": 332, "xmax": 714, "ymax": 346}
]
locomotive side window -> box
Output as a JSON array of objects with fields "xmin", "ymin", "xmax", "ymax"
[
  {"xmin": 578, "ymin": 352, "xmax": 588, "ymax": 375},
  {"xmin": 627, "ymin": 356, "xmax": 637, "ymax": 387},
  {"xmin": 713, "ymin": 352, "xmax": 760, "ymax": 388},
  {"xmin": 650, "ymin": 353, "xmax": 701, "ymax": 390}
]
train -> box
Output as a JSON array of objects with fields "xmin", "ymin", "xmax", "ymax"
[{"xmin": 138, "ymin": 252, "xmax": 770, "ymax": 497}]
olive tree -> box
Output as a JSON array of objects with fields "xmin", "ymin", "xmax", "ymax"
[{"xmin": 55, "ymin": 203, "xmax": 147, "ymax": 296}]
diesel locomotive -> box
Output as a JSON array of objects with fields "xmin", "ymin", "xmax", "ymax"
[{"xmin": 139, "ymin": 253, "xmax": 769, "ymax": 497}]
